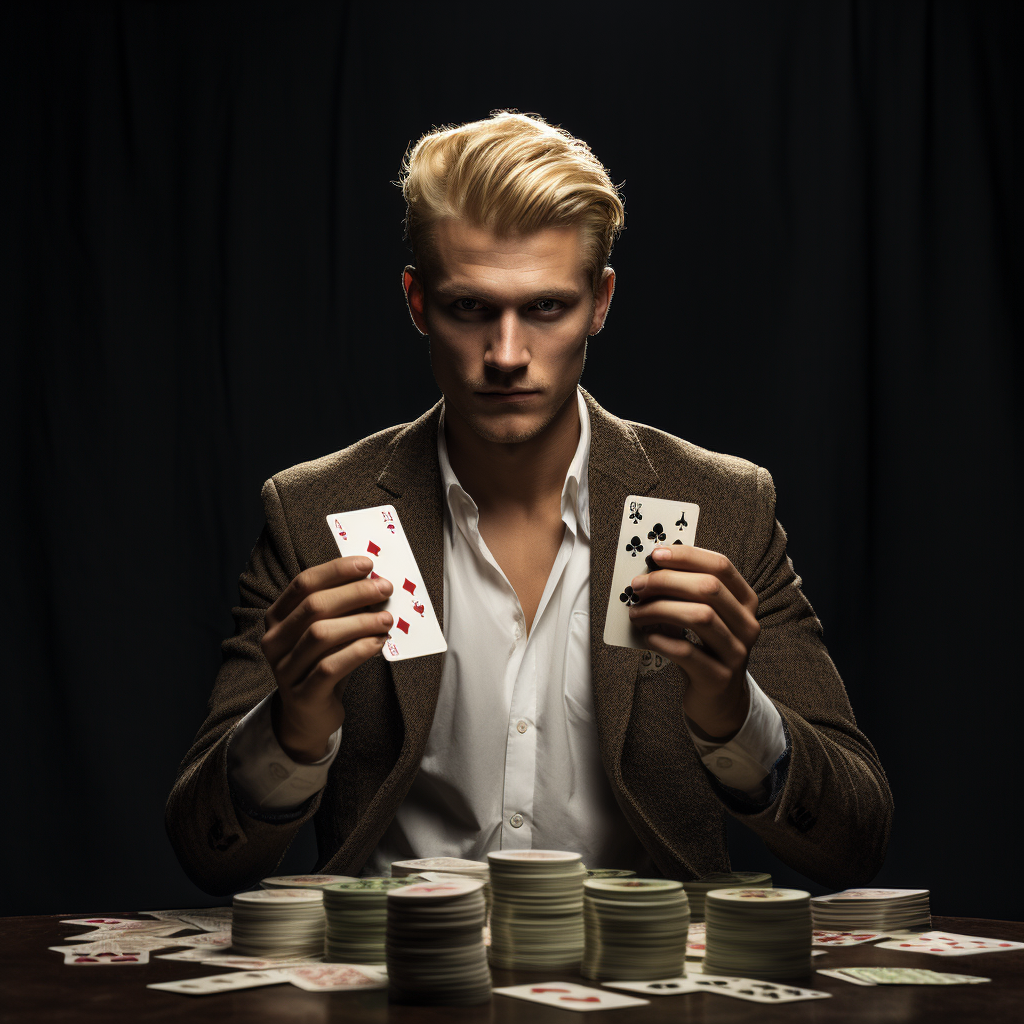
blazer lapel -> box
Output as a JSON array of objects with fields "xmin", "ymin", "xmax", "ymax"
[
  {"xmin": 375, "ymin": 401, "xmax": 447, "ymax": 764},
  {"xmin": 583, "ymin": 390, "xmax": 660, "ymax": 779}
]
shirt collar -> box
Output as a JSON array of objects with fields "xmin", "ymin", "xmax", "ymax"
[{"xmin": 437, "ymin": 387, "xmax": 592, "ymax": 541}]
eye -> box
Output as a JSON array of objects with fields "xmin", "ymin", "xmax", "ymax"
[
  {"xmin": 532, "ymin": 299, "xmax": 563, "ymax": 313},
  {"xmin": 454, "ymin": 298, "xmax": 483, "ymax": 312}
]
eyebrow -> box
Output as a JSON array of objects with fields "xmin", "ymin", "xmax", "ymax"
[{"xmin": 432, "ymin": 282, "xmax": 584, "ymax": 304}]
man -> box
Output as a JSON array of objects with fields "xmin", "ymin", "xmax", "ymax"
[{"xmin": 166, "ymin": 111, "xmax": 892, "ymax": 895}]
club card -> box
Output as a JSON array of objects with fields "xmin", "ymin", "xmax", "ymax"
[
  {"xmin": 875, "ymin": 931, "xmax": 1024, "ymax": 956},
  {"xmin": 147, "ymin": 969, "xmax": 290, "ymax": 996},
  {"xmin": 326, "ymin": 506, "xmax": 446, "ymax": 661},
  {"xmin": 687, "ymin": 975, "xmax": 831, "ymax": 1003},
  {"xmin": 494, "ymin": 981, "xmax": 649, "ymax": 1010},
  {"xmin": 284, "ymin": 964, "xmax": 387, "ymax": 992},
  {"xmin": 813, "ymin": 930, "xmax": 889, "ymax": 947},
  {"xmin": 833, "ymin": 967, "xmax": 990, "ymax": 985},
  {"xmin": 603, "ymin": 496, "xmax": 700, "ymax": 650},
  {"xmin": 49, "ymin": 945, "xmax": 150, "ymax": 965},
  {"xmin": 602, "ymin": 977, "xmax": 704, "ymax": 996}
]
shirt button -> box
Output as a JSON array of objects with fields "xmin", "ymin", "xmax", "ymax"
[
  {"xmin": 516, "ymin": 720, "xmax": 528, "ymax": 734},
  {"xmin": 514, "ymin": 624, "xmax": 523, "ymax": 640},
  {"xmin": 509, "ymin": 813, "xmax": 524, "ymax": 828},
  {"xmin": 716, "ymin": 757, "xmax": 733, "ymax": 769}
]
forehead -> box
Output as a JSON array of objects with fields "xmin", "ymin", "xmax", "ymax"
[{"xmin": 425, "ymin": 218, "xmax": 588, "ymax": 298}]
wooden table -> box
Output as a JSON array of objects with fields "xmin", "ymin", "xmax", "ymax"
[{"xmin": 3, "ymin": 914, "xmax": 1021, "ymax": 1022}]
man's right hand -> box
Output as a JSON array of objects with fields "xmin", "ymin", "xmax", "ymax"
[{"xmin": 260, "ymin": 555, "xmax": 392, "ymax": 763}]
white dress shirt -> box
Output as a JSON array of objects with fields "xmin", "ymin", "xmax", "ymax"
[{"xmin": 228, "ymin": 389, "xmax": 787, "ymax": 871}]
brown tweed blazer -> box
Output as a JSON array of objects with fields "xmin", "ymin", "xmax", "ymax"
[{"xmin": 166, "ymin": 390, "xmax": 892, "ymax": 896}]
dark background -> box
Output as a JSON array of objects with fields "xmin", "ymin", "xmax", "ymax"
[{"xmin": 5, "ymin": 2, "xmax": 1019, "ymax": 919}]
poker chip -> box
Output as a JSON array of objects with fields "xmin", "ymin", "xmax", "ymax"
[
  {"xmin": 703, "ymin": 887, "xmax": 812, "ymax": 981},
  {"xmin": 321, "ymin": 878, "xmax": 421, "ymax": 964},
  {"xmin": 260, "ymin": 874, "xmax": 359, "ymax": 890},
  {"xmin": 386, "ymin": 878, "xmax": 491, "ymax": 1006},
  {"xmin": 231, "ymin": 888, "xmax": 325, "ymax": 958},
  {"xmin": 390, "ymin": 857, "xmax": 489, "ymax": 880},
  {"xmin": 582, "ymin": 878, "xmax": 690, "ymax": 981},
  {"xmin": 585, "ymin": 868, "xmax": 638, "ymax": 878},
  {"xmin": 487, "ymin": 849, "xmax": 586, "ymax": 970},
  {"xmin": 810, "ymin": 888, "xmax": 931, "ymax": 933},
  {"xmin": 682, "ymin": 872, "xmax": 772, "ymax": 921}
]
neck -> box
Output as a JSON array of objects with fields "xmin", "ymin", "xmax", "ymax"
[{"xmin": 443, "ymin": 391, "xmax": 581, "ymax": 515}]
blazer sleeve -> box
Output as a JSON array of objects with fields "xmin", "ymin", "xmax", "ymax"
[
  {"xmin": 164, "ymin": 477, "xmax": 323, "ymax": 896},
  {"xmin": 730, "ymin": 466, "xmax": 894, "ymax": 888}
]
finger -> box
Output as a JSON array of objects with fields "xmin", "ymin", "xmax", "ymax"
[
  {"xmin": 629, "ymin": 598, "xmax": 748, "ymax": 670},
  {"xmin": 645, "ymin": 631, "xmax": 733, "ymax": 688},
  {"xmin": 288, "ymin": 634, "xmax": 390, "ymax": 705},
  {"xmin": 632, "ymin": 566, "xmax": 758, "ymax": 646},
  {"xmin": 265, "ymin": 556, "xmax": 375, "ymax": 631},
  {"xmin": 263, "ymin": 572, "xmax": 392, "ymax": 664},
  {"xmin": 278, "ymin": 609, "xmax": 393, "ymax": 691},
  {"xmin": 648, "ymin": 545, "xmax": 757, "ymax": 613}
]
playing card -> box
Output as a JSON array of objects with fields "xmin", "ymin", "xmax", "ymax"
[
  {"xmin": 59, "ymin": 917, "xmax": 142, "ymax": 927},
  {"xmin": 494, "ymin": 981, "xmax": 649, "ymax": 1010},
  {"xmin": 687, "ymin": 975, "xmax": 831, "ymax": 1003},
  {"xmin": 875, "ymin": 931, "xmax": 1024, "ymax": 955},
  {"xmin": 146, "ymin": 970, "xmax": 290, "ymax": 995},
  {"xmin": 326, "ymin": 506, "xmax": 446, "ymax": 661},
  {"xmin": 603, "ymin": 496, "xmax": 700, "ymax": 650},
  {"xmin": 602, "ymin": 977, "xmax": 704, "ymax": 996},
  {"xmin": 816, "ymin": 968, "xmax": 879, "ymax": 986},
  {"xmin": 62, "ymin": 920, "xmax": 186, "ymax": 940},
  {"xmin": 813, "ymin": 930, "xmax": 889, "ymax": 947},
  {"xmin": 49, "ymin": 945, "xmax": 150, "ymax": 965},
  {"xmin": 835, "ymin": 967, "xmax": 991, "ymax": 985},
  {"xmin": 166, "ymin": 929, "xmax": 233, "ymax": 949},
  {"xmin": 143, "ymin": 908, "xmax": 232, "ymax": 931},
  {"xmin": 284, "ymin": 964, "xmax": 387, "ymax": 992}
]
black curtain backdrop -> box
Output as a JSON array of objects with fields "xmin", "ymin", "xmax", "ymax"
[{"xmin": 4, "ymin": 2, "xmax": 1019, "ymax": 919}]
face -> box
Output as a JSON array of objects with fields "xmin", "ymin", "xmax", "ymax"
[{"xmin": 404, "ymin": 218, "xmax": 614, "ymax": 446}]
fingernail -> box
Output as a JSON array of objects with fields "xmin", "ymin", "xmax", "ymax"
[
  {"xmin": 652, "ymin": 546, "xmax": 671, "ymax": 560},
  {"xmin": 376, "ymin": 578, "xmax": 393, "ymax": 596},
  {"xmin": 354, "ymin": 556, "xmax": 372, "ymax": 572},
  {"xmin": 630, "ymin": 576, "xmax": 647, "ymax": 592},
  {"xmin": 378, "ymin": 612, "xmax": 393, "ymax": 628}
]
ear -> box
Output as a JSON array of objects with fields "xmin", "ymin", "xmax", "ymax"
[
  {"xmin": 403, "ymin": 266, "xmax": 428, "ymax": 335},
  {"xmin": 588, "ymin": 267, "xmax": 616, "ymax": 336}
]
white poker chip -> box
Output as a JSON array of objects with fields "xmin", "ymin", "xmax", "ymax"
[
  {"xmin": 584, "ymin": 878, "xmax": 683, "ymax": 896},
  {"xmin": 260, "ymin": 874, "xmax": 357, "ymax": 889},
  {"xmin": 234, "ymin": 888, "xmax": 324, "ymax": 904},
  {"xmin": 707, "ymin": 887, "xmax": 809, "ymax": 904},
  {"xmin": 487, "ymin": 849, "xmax": 582, "ymax": 865},
  {"xmin": 388, "ymin": 878, "xmax": 484, "ymax": 900}
]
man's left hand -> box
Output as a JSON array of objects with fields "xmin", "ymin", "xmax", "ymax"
[{"xmin": 627, "ymin": 544, "xmax": 760, "ymax": 742}]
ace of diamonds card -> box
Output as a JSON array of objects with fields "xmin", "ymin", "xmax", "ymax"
[{"xmin": 326, "ymin": 505, "xmax": 446, "ymax": 662}]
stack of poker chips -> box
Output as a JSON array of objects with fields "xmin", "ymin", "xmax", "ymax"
[
  {"xmin": 386, "ymin": 877, "xmax": 491, "ymax": 1006},
  {"xmin": 810, "ymin": 888, "xmax": 932, "ymax": 933},
  {"xmin": 231, "ymin": 889, "xmax": 325, "ymax": 958},
  {"xmin": 704, "ymin": 887, "xmax": 812, "ymax": 980},
  {"xmin": 487, "ymin": 849, "xmax": 586, "ymax": 970},
  {"xmin": 581, "ymin": 878, "xmax": 690, "ymax": 981},
  {"xmin": 586, "ymin": 869, "xmax": 637, "ymax": 879},
  {"xmin": 260, "ymin": 874, "xmax": 358, "ymax": 890},
  {"xmin": 683, "ymin": 871, "xmax": 772, "ymax": 921},
  {"xmin": 322, "ymin": 878, "xmax": 420, "ymax": 963}
]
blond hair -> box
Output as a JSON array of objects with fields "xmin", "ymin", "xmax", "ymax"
[{"xmin": 399, "ymin": 111, "xmax": 625, "ymax": 291}]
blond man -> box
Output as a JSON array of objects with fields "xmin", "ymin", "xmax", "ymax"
[{"xmin": 167, "ymin": 112, "xmax": 892, "ymax": 894}]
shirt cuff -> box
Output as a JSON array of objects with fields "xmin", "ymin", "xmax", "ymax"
[
  {"xmin": 226, "ymin": 692, "xmax": 342, "ymax": 811},
  {"xmin": 685, "ymin": 671, "xmax": 787, "ymax": 801}
]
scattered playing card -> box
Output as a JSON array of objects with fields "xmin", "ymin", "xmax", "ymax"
[
  {"xmin": 59, "ymin": 918, "xmax": 141, "ymax": 927},
  {"xmin": 688, "ymin": 975, "xmax": 831, "ymax": 1003},
  {"xmin": 813, "ymin": 930, "xmax": 889, "ymax": 947},
  {"xmin": 143, "ymin": 908, "xmax": 232, "ymax": 931},
  {"xmin": 147, "ymin": 970, "xmax": 290, "ymax": 996},
  {"xmin": 49, "ymin": 945, "xmax": 150, "ymax": 965},
  {"xmin": 816, "ymin": 968, "xmax": 879, "ymax": 986},
  {"xmin": 602, "ymin": 977, "xmax": 704, "ymax": 996},
  {"xmin": 166, "ymin": 930, "xmax": 233, "ymax": 949},
  {"xmin": 603, "ymin": 495, "xmax": 700, "ymax": 650},
  {"xmin": 63, "ymin": 921, "xmax": 187, "ymax": 940},
  {"xmin": 325, "ymin": 506, "xmax": 446, "ymax": 662},
  {"xmin": 834, "ymin": 967, "xmax": 991, "ymax": 985},
  {"xmin": 494, "ymin": 981, "xmax": 649, "ymax": 1011},
  {"xmin": 875, "ymin": 931, "xmax": 1024, "ymax": 956},
  {"xmin": 284, "ymin": 964, "xmax": 387, "ymax": 992}
]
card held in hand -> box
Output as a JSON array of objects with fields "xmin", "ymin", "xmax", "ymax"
[
  {"xmin": 603, "ymin": 495, "xmax": 700, "ymax": 650},
  {"xmin": 326, "ymin": 506, "xmax": 446, "ymax": 662}
]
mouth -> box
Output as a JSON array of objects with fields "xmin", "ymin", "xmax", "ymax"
[{"xmin": 475, "ymin": 389, "xmax": 540, "ymax": 403}]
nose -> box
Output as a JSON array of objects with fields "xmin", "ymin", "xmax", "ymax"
[{"xmin": 484, "ymin": 309, "xmax": 531, "ymax": 373}]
